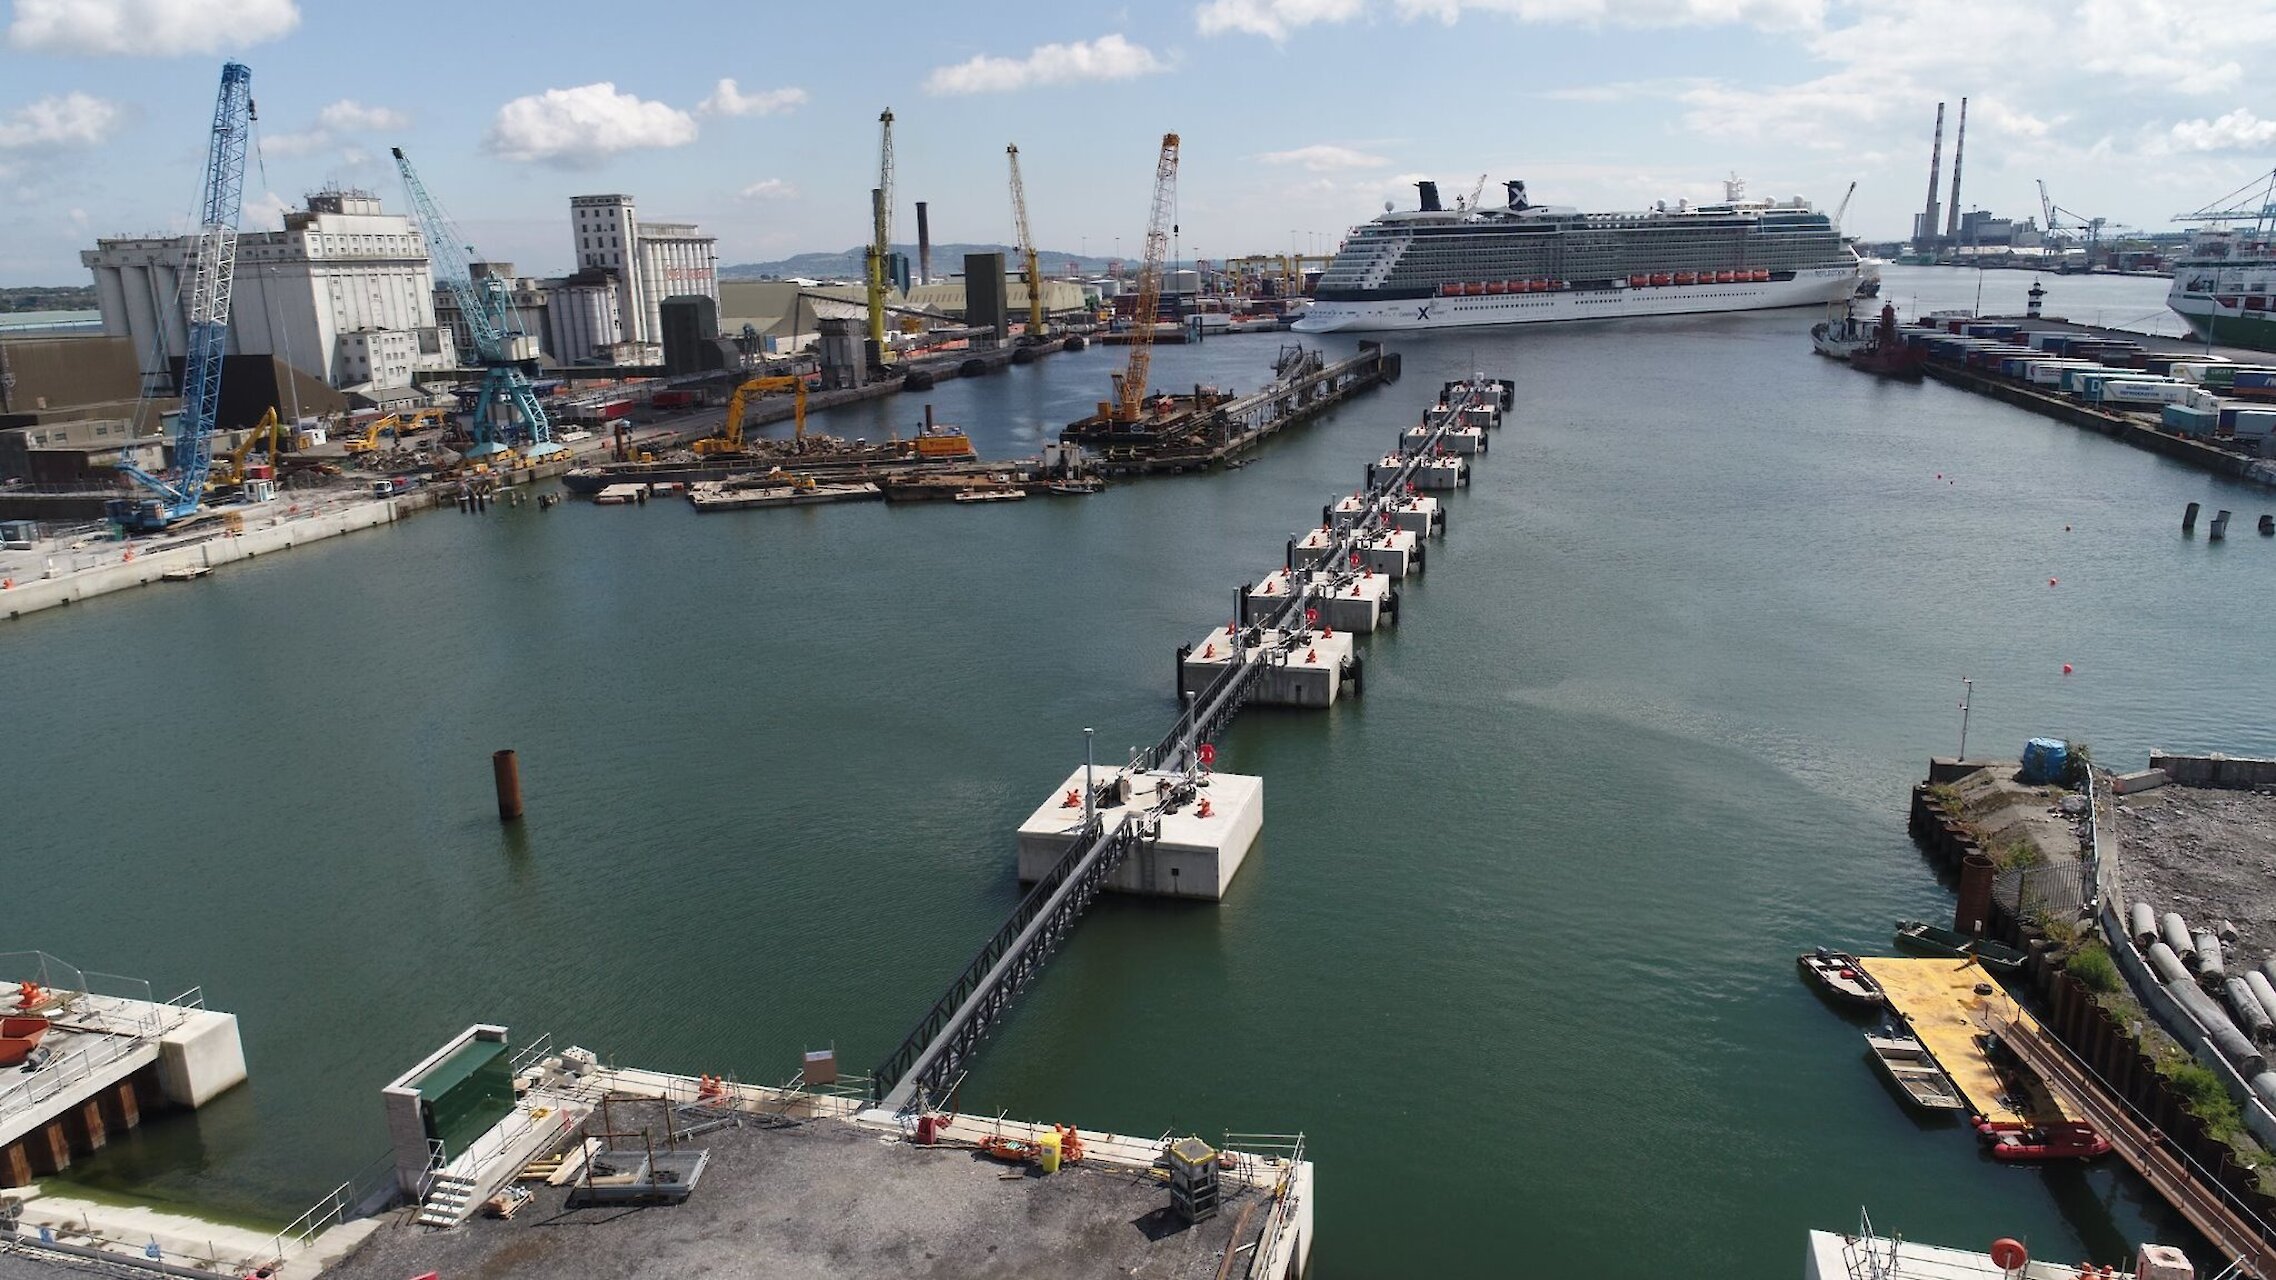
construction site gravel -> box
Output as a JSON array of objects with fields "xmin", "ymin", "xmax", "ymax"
[{"xmin": 2113, "ymin": 784, "xmax": 2276, "ymax": 962}]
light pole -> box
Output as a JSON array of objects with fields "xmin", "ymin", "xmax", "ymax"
[
  {"xmin": 1083, "ymin": 727, "xmax": 1095, "ymax": 825},
  {"xmin": 1958, "ymin": 677, "xmax": 1974, "ymax": 760}
]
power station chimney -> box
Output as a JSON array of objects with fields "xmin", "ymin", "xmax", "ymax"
[
  {"xmin": 1944, "ymin": 98, "xmax": 1968, "ymax": 242},
  {"xmin": 915, "ymin": 201, "xmax": 932, "ymax": 286},
  {"xmin": 1919, "ymin": 101, "xmax": 1945, "ymax": 248}
]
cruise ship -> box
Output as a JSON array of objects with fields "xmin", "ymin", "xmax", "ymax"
[
  {"xmin": 1292, "ymin": 177, "xmax": 1864, "ymax": 334},
  {"xmin": 2168, "ymin": 227, "xmax": 2276, "ymax": 352}
]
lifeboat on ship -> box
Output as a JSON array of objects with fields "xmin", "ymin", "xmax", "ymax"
[
  {"xmin": 1486, "ymin": 281, "xmax": 1508, "ymax": 295},
  {"xmin": 1628, "ymin": 274, "xmax": 1648, "ymax": 288},
  {"xmin": 1651, "ymin": 273, "xmax": 1672, "ymax": 287},
  {"xmin": 1674, "ymin": 272, "xmax": 1698, "ymax": 286},
  {"xmin": 1715, "ymin": 270, "xmax": 1735, "ymax": 283},
  {"xmin": 1751, "ymin": 267, "xmax": 1771, "ymax": 282}
]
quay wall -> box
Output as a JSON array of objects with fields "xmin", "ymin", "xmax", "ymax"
[
  {"xmin": 1923, "ymin": 364, "xmax": 2276, "ymax": 488},
  {"xmin": 2147, "ymin": 752, "xmax": 2276, "ymax": 790}
]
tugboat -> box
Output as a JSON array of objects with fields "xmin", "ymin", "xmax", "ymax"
[
  {"xmin": 1847, "ymin": 304, "xmax": 1925, "ymax": 380},
  {"xmin": 1810, "ymin": 301, "xmax": 1873, "ymax": 360}
]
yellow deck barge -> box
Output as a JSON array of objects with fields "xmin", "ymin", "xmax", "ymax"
[{"xmin": 1857, "ymin": 956, "xmax": 2075, "ymax": 1126}]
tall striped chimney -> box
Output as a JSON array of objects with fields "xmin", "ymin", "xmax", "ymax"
[{"xmin": 1944, "ymin": 98, "xmax": 1968, "ymax": 242}]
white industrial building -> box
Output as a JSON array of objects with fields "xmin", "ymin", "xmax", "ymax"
[
  {"xmin": 569, "ymin": 194, "xmax": 717, "ymax": 347},
  {"xmin": 82, "ymin": 190, "xmax": 457, "ymax": 395}
]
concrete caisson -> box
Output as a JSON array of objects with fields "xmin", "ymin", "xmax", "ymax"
[{"xmin": 1016, "ymin": 767, "xmax": 1264, "ymax": 899}]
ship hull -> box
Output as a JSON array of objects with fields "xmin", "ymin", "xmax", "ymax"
[
  {"xmin": 1293, "ymin": 268, "xmax": 1858, "ymax": 334},
  {"xmin": 2167, "ymin": 289, "xmax": 2276, "ymax": 353}
]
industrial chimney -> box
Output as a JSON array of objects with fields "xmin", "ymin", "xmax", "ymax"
[
  {"xmin": 915, "ymin": 201, "xmax": 932, "ymax": 286},
  {"xmin": 1944, "ymin": 98, "xmax": 1968, "ymax": 242},
  {"xmin": 1919, "ymin": 102, "xmax": 1945, "ymax": 248}
]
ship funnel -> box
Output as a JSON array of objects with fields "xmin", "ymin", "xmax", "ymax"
[
  {"xmin": 1416, "ymin": 181, "xmax": 1442, "ymax": 213},
  {"xmin": 1504, "ymin": 180, "xmax": 1528, "ymax": 210}
]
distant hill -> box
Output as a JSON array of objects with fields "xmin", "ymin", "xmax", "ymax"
[
  {"xmin": 722, "ymin": 243, "xmax": 1114, "ymax": 281},
  {"xmin": 1, "ymin": 284, "xmax": 97, "ymax": 313}
]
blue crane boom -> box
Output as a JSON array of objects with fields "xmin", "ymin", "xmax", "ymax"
[
  {"xmin": 390, "ymin": 147, "xmax": 560, "ymax": 460},
  {"xmin": 110, "ymin": 62, "xmax": 253, "ymax": 532}
]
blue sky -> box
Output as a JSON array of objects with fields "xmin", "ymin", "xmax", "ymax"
[{"xmin": 3, "ymin": 0, "xmax": 2274, "ymax": 283}]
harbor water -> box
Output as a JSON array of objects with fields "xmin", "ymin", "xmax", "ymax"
[{"xmin": 6, "ymin": 266, "xmax": 2274, "ymax": 1275}]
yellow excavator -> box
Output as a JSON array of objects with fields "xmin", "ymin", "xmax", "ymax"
[
  {"xmin": 343, "ymin": 413, "xmax": 400, "ymax": 456},
  {"xmin": 693, "ymin": 376, "xmax": 808, "ymax": 456},
  {"xmin": 206, "ymin": 408, "xmax": 281, "ymax": 498}
]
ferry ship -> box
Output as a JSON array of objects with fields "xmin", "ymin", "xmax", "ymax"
[
  {"xmin": 1292, "ymin": 176, "xmax": 1863, "ymax": 334},
  {"xmin": 2168, "ymin": 227, "xmax": 2276, "ymax": 352}
]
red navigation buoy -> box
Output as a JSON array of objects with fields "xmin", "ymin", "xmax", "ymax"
[
  {"xmin": 2049, "ymin": 578, "xmax": 2058, "ymax": 587},
  {"xmin": 1989, "ymin": 1238, "xmax": 2029, "ymax": 1272},
  {"xmin": 2062, "ymin": 663, "xmax": 2074, "ymax": 674}
]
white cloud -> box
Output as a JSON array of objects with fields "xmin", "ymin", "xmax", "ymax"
[
  {"xmin": 0, "ymin": 92, "xmax": 126, "ymax": 150},
  {"xmin": 1258, "ymin": 144, "xmax": 1390, "ymax": 171},
  {"xmin": 2169, "ymin": 109, "xmax": 2276, "ymax": 153},
  {"xmin": 699, "ymin": 80, "xmax": 807, "ymax": 117},
  {"xmin": 317, "ymin": 100, "xmax": 408, "ymax": 132},
  {"xmin": 259, "ymin": 128, "xmax": 331, "ymax": 156},
  {"xmin": 1196, "ymin": 0, "xmax": 1365, "ymax": 38},
  {"xmin": 484, "ymin": 83, "xmax": 698, "ymax": 165},
  {"xmin": 924, "ymin": 34, "xmax": 1167, "ymax": 94},
  {"xmin": 739, "ymin": 178, "xmax": 797, "ymax": 199},
  {"xmin": 243, "ymin": 190, "xmax": 292, "ymax": 231},
  {"xmin": 6, "ymin": 0, "xmax": 298, "ymax": 55}
]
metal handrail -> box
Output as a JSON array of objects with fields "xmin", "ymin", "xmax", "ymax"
[{"xmin": 872, "ymin": 812, "xmax": 1112, "ymax": 1096}]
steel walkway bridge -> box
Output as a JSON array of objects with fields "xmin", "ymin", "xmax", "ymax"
[{"xmin": 871, "ymin": 376, "xmax": 1511, "ymax": 1113}]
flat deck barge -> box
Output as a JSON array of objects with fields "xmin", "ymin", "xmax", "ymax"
[{"xmin": 1062, "ymin": 343, "xmax": 1400, "ymax": 475}]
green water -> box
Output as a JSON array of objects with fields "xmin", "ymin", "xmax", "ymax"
[{"xmin": 6, "ymin": 268, "xmax": 2274, "ymax": 1274}]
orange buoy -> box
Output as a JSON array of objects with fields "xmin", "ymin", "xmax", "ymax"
[
  {"xmin": 2049, "ymin": 578, "xmax": 2058, "ymax": 586},
  {"xmin": 2062, "ymin": 663, "xmax": 2074, "ymax": 674},
  {"xmin": 1988, "ymin": 1241, "xmax": 2029, "ymax": 1273}
]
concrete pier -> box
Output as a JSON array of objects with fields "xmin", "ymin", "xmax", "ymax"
[
  {"xmin": 1409, "ymin": 456, "xmax": 1469, "ymax": 490},
  {"xmin": 1243, "ymin": 567, "xmax": 1391, "ymax": 633},
  {"xmin": 1384, "ymin": 494, "xmax": 1444, "ymax": 537},
  {"xmin": 1326, "ymin": 493, "xmax": 1371, "ymax": 529},
  {"xmin": 1178, "ymin": 625, "xmax": 1356, "ymax": 706},
  {"xmin": 1018, "ymin": 766, "xmax": 1265, "ymax": 899},
  {"xmin": 1353, "ymin": 527, "xmax": 1422, "ymax": 579},
  {"xmin": 1404, "ymin": 424, "xmax": 1488, "ymax": 455},
  {"xmin": 1289, "ymin": 526, "xmax": 1340, "ymax": 569},
  {"xmin": 0, "ymin": 962, "xmax": 245, "ymax": 1188}
]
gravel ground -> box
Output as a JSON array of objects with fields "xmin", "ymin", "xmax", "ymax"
[
  {"xmin": 322, "ymin": 1115, "xmax": 1270, "ymax": 1280},
  {"xmin": 2115, "ymin": 785, "xmax": 2276, "ymax": 962}
]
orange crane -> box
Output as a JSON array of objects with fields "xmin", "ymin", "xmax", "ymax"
[
  {"xmin": 1007, "ymin": 143, "xmax": 1046, "ymax": 339},
  {"xmin": 693, "ymin": 376, "xmax": 809, "ymax": 456},
  {"xmin": 1111, "ymin": 132, "xmax": 1179, "ymax": 423}
]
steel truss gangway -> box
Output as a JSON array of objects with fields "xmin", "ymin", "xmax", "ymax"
[{"xmin": 871, "ymin": 376, "xmax": 1510, "ymax": 1112}]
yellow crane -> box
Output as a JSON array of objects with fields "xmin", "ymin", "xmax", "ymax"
[
  {"xmin": 1112, "ymin": 132, "xmax": 1180, "ymax": 423},
  {"xmin": 1007, "ymin": 143, "xmax": 1046, "ymax": 338},
  {"xmin": 343, "ymin": 413, "xmax": 401, "ymax": 455},
  {"xmin": 864, "ymin": 108, "xmax": 895, "ymax": 364},
  {"xmin": 693, "ymin": 376, "xmax": 809, "ymax": 456}
]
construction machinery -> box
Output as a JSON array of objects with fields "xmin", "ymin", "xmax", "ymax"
[
  {"xmin": 1007, "ymin": 144, "xmax": 1046, "ymax": 338},
  {"xmin": 393, "ymin": 147, "xmax": 561, "ymax": 461},
  {"xmin": 693, "ymin": 376, "xmax": 809, "ymax": 456},
  {"xmin": 1110, "ymin": 133, "xmax": 1181, "ymax": 424},
  {"xmin": 343, "ymin": 414, "xmax": 400, "ymax": 456},
  {"xmin": 2173, "ymin": 169, "xmax": 2276, "ymax": 238},
  {"xmin": 108, "ymin": 62, "xmax": 254, "ymax": 533},
  {"xmin": 205, "ymin": 408, "xmax": 280, "ymax": 498},
  {"xmin": 864, "ymin": 109, "xmax": 895, "ymax": 366}
]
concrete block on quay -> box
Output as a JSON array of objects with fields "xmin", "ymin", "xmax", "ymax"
[
  {"xmin": 1385, "ymin": 494, "xmax": 1444, "ymax": 537},
  {"xmin": 1327, "ymin": 493, "xmax": 1370, "ymax": 529},
  {"xmin": 155, "ymin": 1010, "xmax": 247, "ymax": 1108},
  {"xmin": 1017, "ymin": 766, "xmax": 1264, "ymax": 899},
  {"xmin": 1404, "ymin": 424, "xmax": 1488, "ymax": 455},
  {"xmin": 1179, "ymin": 625, "xmax": 1357, "ymax": 706},
  {"xmin": 1409, "ymin": 456, "xmax": 1469, "ymax": 490},
  {"xmin": 2111, "ymin": 768, "xmax": 2171, "ymax": 796},
  {"xmin": 1289, "ymin": 526, "xmax": 1338, "ymax": 569}
]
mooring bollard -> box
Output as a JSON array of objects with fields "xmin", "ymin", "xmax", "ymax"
[
  {"xmin": 493, "ymin": 749, "xmax": 524, "ymax": 822},
  {"xmin": 2260, "ymin": 514, "xmax": 2274, "ymax": 537},
  {"xmin": 2184, "ymin": 501, "xmax": 2201, "ymax": 533},
  {"xmin": 2210, "ymin": 509, "xmax": 2231, "ymax": 541}
]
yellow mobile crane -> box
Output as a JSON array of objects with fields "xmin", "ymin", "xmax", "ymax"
[
  {"xmin": 693, "ymin": 376, "xmax": 809, "ymax": 456},
  {"xmin": 1007, "ymin": 143, "xmax": 1046, "ymax": 339}
]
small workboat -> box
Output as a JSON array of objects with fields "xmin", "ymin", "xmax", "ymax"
[
  {"xmin": 1894, "ymin": 920, "xmax": 2029, "ymax": 975},
  {"xmin": 1974, "ymin": 1118, "xmax": 2110, "ymax": 1162},
  {"xmin": 951, "ymin": 488, "xmax": 1026, "ymax": 504},
  {"xmin": 976, "ymin": 1135, "xmax": 1038, "ymax": 1164},
  {"xmin": 1866, "ymin": 1019, "xmax": 1968, "ymax": 1113},
  {"xmin": 160, "ymin": 565, "xmax": 212, "ymax": 581},
  {"xmin": 1045, "ymin": 478, "xmax": 1103, "ymax": 496},
  {"xmin": 1798, "ymin": 947, "xmax": 1886, "ymax": 1008}
]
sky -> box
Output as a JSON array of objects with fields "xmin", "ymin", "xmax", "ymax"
[{"xmin": 3, "ymin": 0, "xmax": 2275, "ymax": 284}]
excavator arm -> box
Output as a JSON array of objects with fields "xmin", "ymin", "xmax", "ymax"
[{"xmin": 695, "ymin": 377, "xmax": 809, "ymax": 456}]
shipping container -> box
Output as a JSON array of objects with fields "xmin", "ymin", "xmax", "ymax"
[
  {"xmin": 2100, "ymin": 381, "xmax": 2192, "ymax": 405},
  {"xmin": 2163, "ymin": 404, "xmax": 2218, "ymax": 436}
]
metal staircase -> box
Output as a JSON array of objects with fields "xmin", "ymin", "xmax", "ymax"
[{"xmin": 416, "ymin": 1171, "xmax": 478, "ymax": 1228}]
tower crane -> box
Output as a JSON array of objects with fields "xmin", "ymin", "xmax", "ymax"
[
  {"xmin": 1007, "ymin": 144, "xmax": 1046, "ymax": 338},
  {"xmin": 392, "ymin": 148, "xmax": 560, "ymax": 461},
  {"xmin": 1111, "ymin": 134, "xmax": 1180, "ymax": 424},
  {"xmin": 109, "ymin": 62, "xmax": 254, "ymax": 533},
  {"xmin": 865, "ymin": 109, "xmax": 895, "ymax": 364},
  {"xmin": 2036, "ymin": 178, "xmax": 2106, "ymax": 255}
]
